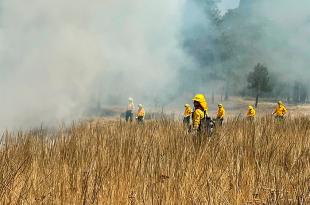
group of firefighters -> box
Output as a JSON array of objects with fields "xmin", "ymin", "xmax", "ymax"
[
  {"xmin": 125, "ymin": 98, "xmax": 145, "ymax": 123},
  {"xmin": 183, "ymin": 94, "xmax": 288, "ymax": 131},
  {"xmin": 125, "ymin": 94, "xmax": 288, "ymax": 130}
]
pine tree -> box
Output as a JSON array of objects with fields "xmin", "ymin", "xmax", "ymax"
[{"xmin": 247, "ymin": 63, "xmax": 272, "ymax": 107}]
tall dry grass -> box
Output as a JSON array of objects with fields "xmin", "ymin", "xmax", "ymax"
[{"xmin": 0, "ymin": 116, "xmax": 309, "ymax": 204}]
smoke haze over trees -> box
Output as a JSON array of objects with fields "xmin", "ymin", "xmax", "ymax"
[{"xmin": 183, "ymin": 0, "xmax": 310, "ymax": 101}]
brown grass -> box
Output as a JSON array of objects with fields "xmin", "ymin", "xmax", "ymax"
[{"xmin": 0, "ymin": 117, "xmax": 309, "ymax": 204}]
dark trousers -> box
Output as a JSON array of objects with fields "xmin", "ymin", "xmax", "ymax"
[
  {"xmin": 183, "ymin": 116, "xmax": 191, "ymax": 126},
  {"xmin": 216, "ymin": 117, "xmax": 224, "ymax": 126},
  {"xmin": 275, "ymin": 116, "xmax": 284, "ymax": 121},
  {"xmin": 125, "ymin": 110, "xmax": 133, "ymax": 122},
  {"xmin": 137, "ymin": 116, "xmax": 144, "ymax": 123}
]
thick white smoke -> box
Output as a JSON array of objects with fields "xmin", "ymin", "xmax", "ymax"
[
  {"xmin": 0, "ymin": 0, "xmax": 189, "ymax": 129},
  {"xmin": 256, "ymin": 0, "xmax": 310, "ymax": 81}
]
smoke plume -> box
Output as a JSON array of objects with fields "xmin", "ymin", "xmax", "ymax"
[
  {"xmin": 1, "ymin": 0, "xmax": 309, "ymax": 129},
  {"xmin": 0, "ymin": 0, "xmax": 190, "ymax": 129}
]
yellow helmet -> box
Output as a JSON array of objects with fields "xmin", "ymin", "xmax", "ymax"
[
  {"xmin": 192, "ymin": 94, "xmax": 207, "ymax": 110},
  {"xmin": 278, "ymin": 101, "xmax": 283, "ymax": 105},
  {"xmin": 248, "ymin": 105, "xmax": 254, "ymax": 109},
  {"xmin": 185, "ymin": 104, "xmax": 190, "ymax": 107},
  {"xmin": 218, "ymin": 104, "xmax": 223, "ymax": 107}
]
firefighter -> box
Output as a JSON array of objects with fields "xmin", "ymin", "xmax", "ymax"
[
  {"xmin": 192, "ymin": 94, "xmax": 208, "ymax": 132},
  {"xmin": 126, "ymin": 97, "xmax": 135, "ymax": 122},
  {"xmin": 216, "ymin": 104, "xmax": 225, "ymax": 126},
  {"xmin": 247, "ymin": 105, "xmax": 256, "ymax": 120},
  {"xmin": 273, "ymin": 101, "xmax": 287, "ymax": 120},
  {"xmin": 183, "ymin": 104, "xmax": 192, "ymax": 127},
  {"xmin": 136, "ymin": 104, "xmax": 145, "ymax": 123}
]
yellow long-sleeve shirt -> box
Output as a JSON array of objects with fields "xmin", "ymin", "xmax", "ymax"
[
  {"xmin": 217, "ymin": 107, "xmax": 225, "ymax": 119},
  {"xmin": 273, "ymin": 105, "xmax": 287, "ymax": 117},
  {"xmin": 247, "ymin": 108, "xmax": 256, "ymax": 118},
  {"xmin": 137, "ymin": 108, "xmax": 145, "ymax": 117},
  {"xmin": 193, "ymin": 109, "xmax": 205, "ymax": 129},
  {"xmin": 184, "ymin": 106, "xmax": 192, "ymax": 117}
]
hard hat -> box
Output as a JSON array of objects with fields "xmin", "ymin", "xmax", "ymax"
[
  {"xmin": 248, "ymin": 105, "xmax": 254, "ymax": 109},
  {"xmin": 138, "ymin": 104, "xmax": 143, "ymax": 108},
  {"xmin": 128, "ymin": 97, "xmax": 133, "ymax": 102},
  {"xmin": 278, "ymin": 101, "xmax": 283, "ymax": 105},
  {"xmin": 192, "ymin": 94, "xmax": 207, "ymax": 110},
  {"xmin": 185, "ymin": 104, "xmax": 190, "ymax": 107},
  {"xmin": 218, "ymin": 104, "xmax": 223, "ymax": 107},
  {"xmin": 192, "ymin": 94, "xmax": 206, "ymax": 103}
]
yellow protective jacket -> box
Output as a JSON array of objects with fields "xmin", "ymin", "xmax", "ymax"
[
  {"xmin": 192, "ymin": 109, "xmax": 205, "ymax": 129},
  {"xmin": 247, "ymin": 107, "xmax": 256, "ymax": 117},
  {"xmin": 217, "ymin": 107, "xmax": 225, "ymax": 119},
  {"xmin": 137, "ymin": 108, "xmax": 145, "ymax": 117},
  {"xmin": 204, "ymin": 102, "xmax": 209, "ymax": 113},
  {"xmin": 184, "ymin": 106, "xmax": 192, "ymax": 117},
  {"xmin": 274, "ymin": 105, "xmax": 287, "ymax": 117}
]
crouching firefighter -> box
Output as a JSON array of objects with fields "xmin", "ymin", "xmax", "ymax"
[
  {"xmin": 191, "ymin": 94, "xmax": 209, "ymax": 135},
  {"xmin": 136, "ymin": 104, "xmax": 145, "ymax": 124},
  {"xmin": 273, "ymin": 101, "xmax": 287, "ymax": 120},
  {"xmin": 247, "ymin": 105, "xmax": 256, "ymax": 121}
]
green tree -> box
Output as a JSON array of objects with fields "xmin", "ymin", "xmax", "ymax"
[{"xmin": 247, "ymin": 63, "xmax": 272, "ymax": 107}]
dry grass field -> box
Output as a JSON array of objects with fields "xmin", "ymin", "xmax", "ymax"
[{"xmin": 0, "ymin": 116, "xmax": 309, "ymax": 204}]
